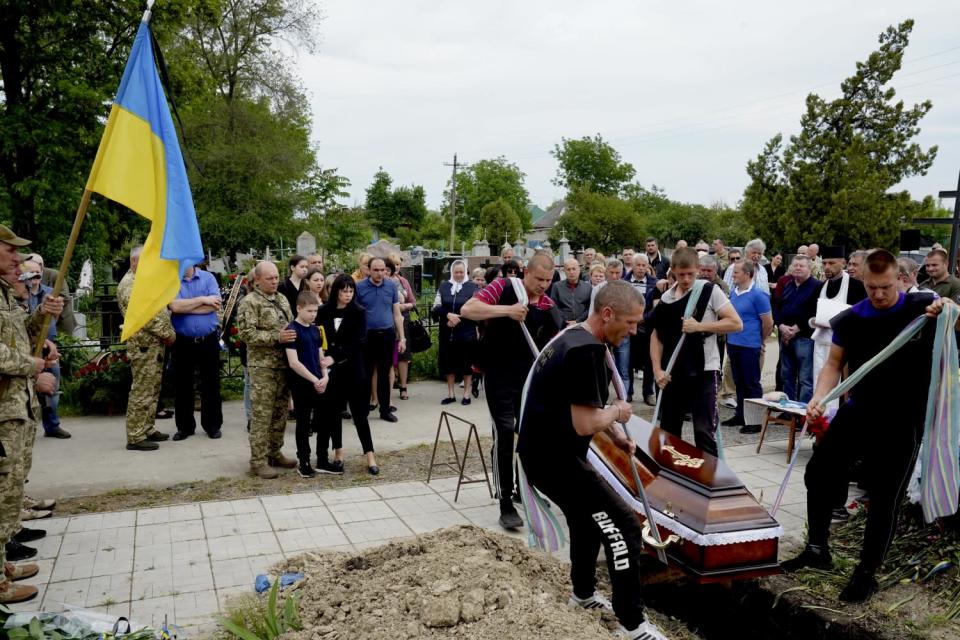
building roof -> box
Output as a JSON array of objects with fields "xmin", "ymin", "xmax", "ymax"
[{"xmin": 533, "ymin": 200, "xmax": 567, "ymax": 230}]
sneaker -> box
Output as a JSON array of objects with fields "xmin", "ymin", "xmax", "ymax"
[
  {"xmin": 567, "ymin": 591, "xmax": 613, "ymax": 612},
  {"xmin": 616, "ymin": 620, "xmax": 669, "ymax": 640},
  {"xmin": 23, "ymin": 495, "xmax": 55, "ymax": 510},
  {"xmin": 721, "ymin": 396, "xmax": 737, "ymax": 408},
  {"xmin": 0, "ymin": 580, "xmax": 38, "ymax": 604},
  {"xmin": 317, "ymin": 460, "xmax": 345, "ymax": 475},
  {"xmin": 721, "ymin": 416, "xmax": 745, "ymax": 427},
  {"xmin": 20, "ymin": 509, "xmax": 51, "ymax": 521},
  {"xmin": 5, "ymin": 541, "xmax": 37, "ymax": 562},
  {"xmin": 43, "ymin": 427, "xmax": 71, "ymax": 439},
  {"xmin": 781, "ymin": 545, "xmax": 832, "ymax": 572},
  {"xmin": 146, "ymin": 430, "xmax": 169, "ymax": 442},
  {"xmin": 739, "ymin": 424, "xmax": 762, "ymax": 434},
  {"xmin": 839, "ymin": 566, "xmax": 879, "ymax": 603},
  {"xmin": 13, "ymin": 527, "xmax": 45, "ymax": 543},
  {"xmin": 126, "ymin": 440, "xmax": 159, "ymax": 451},
  {"xmin": 831, "ymin": 507, "xmax": 850, "ymax": 523},
  {"xmin": 297, "ymin": 462, "xmax": 317, "ymax": 478},
  {"xmin": 498, "ymin": 504, "xmax": 523, "ymax": 530}
]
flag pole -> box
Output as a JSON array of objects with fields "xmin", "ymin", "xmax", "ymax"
[
  {"xmin": 32, "ymin": 189, "xmax": 92, "ymax": 356},
  {"xmin": 32, "ymin": 0, "xmax": 157, "ymax": 356}
]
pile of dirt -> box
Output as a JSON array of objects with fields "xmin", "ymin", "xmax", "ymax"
[{"xmin": 277, "ymin": 525, "xmax": 622, "ymax": 640}]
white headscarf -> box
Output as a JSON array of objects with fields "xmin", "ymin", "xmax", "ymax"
[{"xmin": 449, "ymin": 260, "xmax": 469, "ymax": 296}]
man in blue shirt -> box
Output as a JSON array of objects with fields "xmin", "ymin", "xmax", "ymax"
[
  {"xmin": 169, "ymin": 265, "xmax": 223, "ymax": 440},
  {"xmin": 355, "ymin": 257, "xmax": 406, "ymax": 422},
  {"xmin": 773, "ymin": 255, "xmax": 820, "ymax": 403}
]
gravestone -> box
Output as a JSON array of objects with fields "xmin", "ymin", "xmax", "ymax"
[{"xmin": 297, "ymin": 231, "xmax": 317, "ymax": 257}]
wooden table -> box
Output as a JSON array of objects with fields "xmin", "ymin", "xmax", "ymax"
[{"xmin": 744, "ymin": 398, "xmax": 808, "ymax": 462}]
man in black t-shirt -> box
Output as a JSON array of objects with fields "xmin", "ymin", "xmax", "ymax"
[
  {"xmin": 783, "ymin": 249, "xmax": 957, "ymax": 604},
  {"xmin": 518, "ymin": 281, "xmax": 666, "ymax": 640}
]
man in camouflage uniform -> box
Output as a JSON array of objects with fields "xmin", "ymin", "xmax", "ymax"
[
  {"xmin": 0, "ymin": 225, "xmax": 62, "ymax": 604},
  {"xmin": 237, "ymin": 261, "xmax": 297, "ymax": 479},
  {"xmin": 117, "ymin": 245, "xmax": 176, "ymax": 451}
]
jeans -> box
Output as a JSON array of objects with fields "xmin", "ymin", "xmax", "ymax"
[
  {"xmin": 42, "ymin": 363, "xmax": 61, "ymax": 434},
  {"xmin": 613, "ymin": 337, "xmax": 631, "ymax": 397},
  {"xmin": 780, "ymin": 336, "xmax": 814, "ymax": 403},
  {"xmin": 727, "ymin": 344, "xmax": 762, "ymax": 424}
]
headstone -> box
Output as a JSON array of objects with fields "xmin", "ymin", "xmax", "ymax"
[
  {"xmin": 235, "ymin": 252, "xmax": 253, "ymax": 268},
  {"xmin": 208, "ymin": 258, "xmax": 226, "ymax": 274},
  {"xmin": 472, "ymin": 239, "xmax": 490, "ymax": 257},
  {"xmin": 558, "ymin": 236, "xmax": 570, "ymax": 263},
  {"xmin": 297, "ymin": 231, "xmax": 317, "ymax": 256}
]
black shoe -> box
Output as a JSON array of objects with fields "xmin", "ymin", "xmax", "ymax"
[
  {"xmin": 369, "ymin": 403, "xmax": 377, "ymax": 412},
  {"xmin": 207, "ymin": 430, "xmax": 222, "ymax": 439},
  {"xmin": 380, "ymin": 413, "xmax": 398, "ymax": 423},
  {"xmin": 499, "ymin": 508, "xmax": 524, "ymax": 530},
  {"xmin": 146, "ymin": 431, "xmax": 169, "ymax": 442},
  {"xmin": 471, "ymin": 380, "xmax": 481, "ymax": 398},
  {"xmin": 331, "ymin": 459, "xmax": 345, "ymax": 473},
  {"xmin": 171, "ymin": 431, "xmax": 190, "ymax": 441},
  {"xmin": 781, "ymin": 545, "xmax": 833, "ymax": 572},
  {"xmin": 126, "ymin": 440, "xmax": 159, "ymax": 451},
  {"xmin": 831, "ymin": 507, "xmax": 850, "ymax": 523},
  {"xmin": 288, "ymin": 410, "xmax": 296, "ymax": 421},
  {"xmin": 317, "ymin": 460, "xmax": 344, "ymax": 475},
  {"xmin": 5, "ymin": 540, "xmax": 37, "ymax": 562},
  {"xmin": 13, "ymin": 527, "xmax": 46, "ymax": 543},
  {"xmin": 461, "ymin": 397, "xmax": 471, "ymax": 406},
  {"xmin": 341, "ymin": 410, "xmax": 352, "ymax": 420},
  {"xmin": 246, "ymin": 420, "xmax": 251, "ymax": 432},
  {"xmin": 644, "ymin": 395, "xmax": 656, "ymax": 407},
  {"xmin": 839, "ymin": 566, "xmax": 879, "ymax": 603},
  {"xmin": 44, "ymin": 427, "xmax": 72, "ymax": 439},
  {"xmin": 441, "ymin": 397, "xmax": 456, "ymax": 405},
  {"xmin": 739, "ymin": 424, "xmax": 762, "ymax": 434},
  {"xmin": 721, "ymin": 416, "xmax": 745, "ymax": 427},
  {"xmin": 297, "ymin": 462, "xmax": 317, "ymax": 478},
  {"xmin": 368, "ymin": 465, "xmax": 380, "ymax": 476}
]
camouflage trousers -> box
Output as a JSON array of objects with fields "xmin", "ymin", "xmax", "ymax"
[
  {"xmin": 248, "ymin": 366, "xmax": 289, "ymax": 467},
  {"xmin": 0, "ymin": 420, "xmax": 30, "ymax": 567},
  {"xmin": 126, "ymin": 344, "xmax": 165, "ymax": 444}
]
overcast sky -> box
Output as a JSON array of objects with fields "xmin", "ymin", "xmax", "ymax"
[{"xmin": 294, "ymin": 1, "xmax": 960, "ymax": 214}]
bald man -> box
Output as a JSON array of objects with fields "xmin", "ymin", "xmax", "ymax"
[{"xmin": 549, "ymin": 258, "xmax": 593, "ymax": 325}]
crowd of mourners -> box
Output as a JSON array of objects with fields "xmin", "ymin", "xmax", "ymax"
[{"xmin": 3, "ymin": 224, "xmax": 959, "ymax": 619}]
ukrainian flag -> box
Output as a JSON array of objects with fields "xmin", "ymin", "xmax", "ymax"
[{"xmin": 86, "ymin": 21, "xmax": 203, "ymax": 341}]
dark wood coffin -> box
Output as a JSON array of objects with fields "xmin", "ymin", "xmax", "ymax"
[{"xmin": 589, "ymin": 416, "xmax": 783, "ymax": 583}]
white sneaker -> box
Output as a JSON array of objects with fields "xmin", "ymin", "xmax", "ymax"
[
  {"xmin": 568, "ymin": 591, "xmax": 613, "ymax": 612},
  {"xmin": 720, "ymin": 396, "xmax": 737, "ymax": 408},
  {"xmin": 616, "ymin": 620, "xmax": 669, "ymax": 639}
]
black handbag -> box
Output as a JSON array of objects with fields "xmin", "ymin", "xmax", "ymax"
[{"xmin": 408, "ymin": 310, "xmax": 432, "ymax": 353}]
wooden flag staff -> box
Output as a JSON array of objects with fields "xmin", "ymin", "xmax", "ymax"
[{"xmin": 32, "ymin": 188, "xmax": 93, "ymax": 357}]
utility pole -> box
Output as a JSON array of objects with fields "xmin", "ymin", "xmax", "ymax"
[{"xmin": 443, "ymin": 154, "xmax": 459, "ymax": 254}]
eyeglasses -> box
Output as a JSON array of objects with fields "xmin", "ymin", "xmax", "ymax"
[{"xmin": 730, "ymin": 256, "xmax": 741, "ymax": 261}]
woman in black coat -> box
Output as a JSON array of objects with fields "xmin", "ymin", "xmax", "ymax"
[
  {"xmin": 316, "ymin": 274, "xmax": 379, "ymax": 475},
  {"xmin": 432, "ymin": 259, "xmax": 479, "ymax": 406}
]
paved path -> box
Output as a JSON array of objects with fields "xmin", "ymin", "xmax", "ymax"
[{"xmin": 7, "ymin": 437, "xmax": 813, "ymax": 636}]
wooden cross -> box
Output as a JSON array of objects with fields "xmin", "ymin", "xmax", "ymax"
[{"xmin": 914, "ymin": 169, "xmax": 960, "ymax": 275}]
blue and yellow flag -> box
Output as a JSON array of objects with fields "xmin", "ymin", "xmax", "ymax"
[{"xmin": 86, "ymin": 21, "xmax": 203, "ymax": 341}]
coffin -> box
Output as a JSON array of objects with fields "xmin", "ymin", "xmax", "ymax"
[{"xmin": 589, "ymin": 416, "xmax": 783, "ymax": 583}]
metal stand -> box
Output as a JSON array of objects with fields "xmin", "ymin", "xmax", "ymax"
[{"xmin": 426, "ymin": 411, "xmax": 492, "ymax": 502}]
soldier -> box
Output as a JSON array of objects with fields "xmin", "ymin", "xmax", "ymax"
[
  {"xmin": 237, "ymin": 261, "xmax": 297, "ymax": 479},
  {"xmin": 117, "ymin": 245, "xmax": 176, "ymax": 451},
  {"xmin": 0, "ymin": 225, "xmax": 62, "ymax": 604}
]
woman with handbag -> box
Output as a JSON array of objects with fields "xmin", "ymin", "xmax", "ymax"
[{"xmin": 432, "ymin": 260, "xmax": 479, "ymax": 405}]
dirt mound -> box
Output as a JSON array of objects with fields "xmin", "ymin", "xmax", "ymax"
[{"xmin": 278, "ymin": 525, "xmax": 619, "ymax": 640}]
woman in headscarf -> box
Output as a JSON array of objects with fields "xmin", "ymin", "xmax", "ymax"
[{"xmin": 432, "ymin": 259, "xmax": 479, "ymax": 405}]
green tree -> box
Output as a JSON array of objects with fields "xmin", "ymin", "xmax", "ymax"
[
  {"xmin": 479, "ymin": 198, "xmax": 521, "ymax": 244},
  {"xmin": 365, "ymin": 168, "xmax": 427, "ymax": 235},
  {"xmin": 314, "ymin": 206, "xmax": 370, "ymax": 256},
  {"xmin": 551, "ymin": 134, "xmax": 636, "ymax": 196},
  {"xmin": 390, "ymin": 185, "xmax": 428, "ymax": 230},
  {"xmin": 447, "ymin": 157, "xmax": 531, "ymax": 234},
  {"xmin": 549, "ymin": 189, "xmax": 644, "ymax": 253},
  {"xmin": 741, "ymin": 20, "xmax": 937, "ymax": 251}
]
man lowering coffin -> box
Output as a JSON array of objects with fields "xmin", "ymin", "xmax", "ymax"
[
  {"xmin": 783, "ymin": 249, "xmax": 957, "ymax": 603},
  {"xmin": 518, "ymin": 280, "xmax": 666, "ymax": 640}
]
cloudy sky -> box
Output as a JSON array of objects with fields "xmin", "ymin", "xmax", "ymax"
[{"xmin": 294, "ymin": 0, "xmax": 960, "ymax": 213}]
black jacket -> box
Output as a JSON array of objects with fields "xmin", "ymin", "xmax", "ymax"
[
  {"xmin": 432, "ymin": 281, "xmax": 479, "ymax": 344},
  {"xmin": 316, "ymin": 302, "xmax": 367, "ymax": 378}
]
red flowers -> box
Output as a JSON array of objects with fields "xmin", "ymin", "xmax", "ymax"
[{"xmin": 808, "ymin": 414, "xmax": 830, "ymax": 438}]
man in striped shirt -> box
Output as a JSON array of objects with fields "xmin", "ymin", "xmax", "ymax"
[{"xmin": 462, "ymin": 253, "xmax": 563, "ymax": 530}]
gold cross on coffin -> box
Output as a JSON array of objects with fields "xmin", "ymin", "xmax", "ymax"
[{"xmin": 662, "ymin": 445, "xmax": 705, "ymax": 469}]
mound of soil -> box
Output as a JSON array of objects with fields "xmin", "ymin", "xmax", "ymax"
[{"xmin": 278, "ymin": 525, "xmax": 621, "ymax": 639}]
